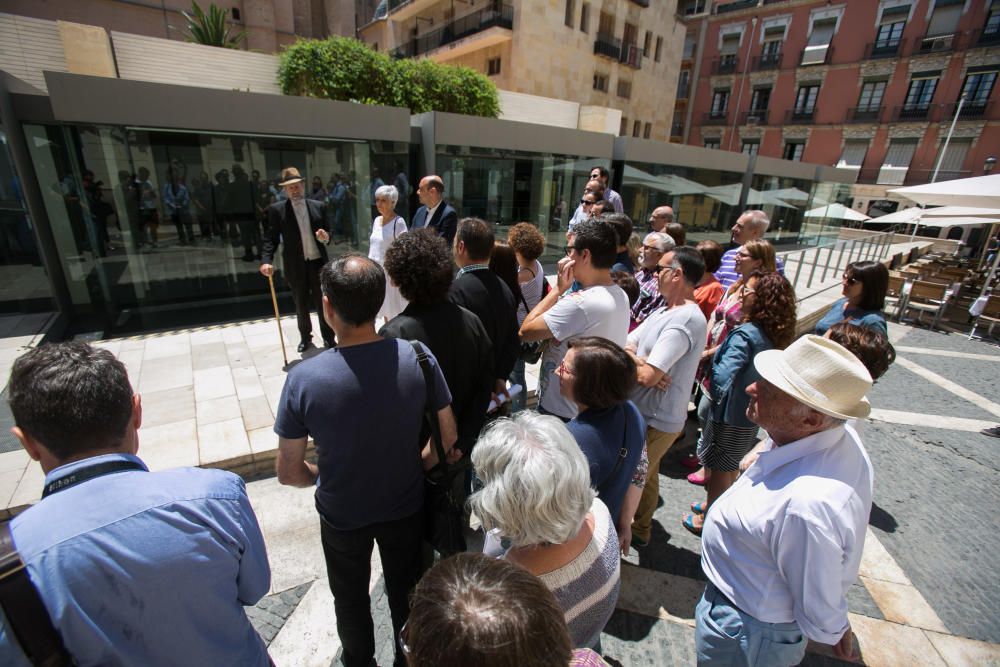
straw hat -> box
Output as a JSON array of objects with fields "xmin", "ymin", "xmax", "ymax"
[
  {"xmin": 278, "ymin": 167, "xmax": 304, "ymax": 186},
  {"xmin": 753, "ymin": 335, "xmax": 873, "ymax": 420}
]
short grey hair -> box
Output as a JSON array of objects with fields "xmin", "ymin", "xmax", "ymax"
[
  {"xmin": 374, "ymin": 184, "xmax": 399, "ymax": 205},
  {"xmin": 740, "ymin": 209, "xmax": 771, "ymax": 234},
  {"xmin": 470, "ymin": 412, "xmax": 596, "ymax": 548},
  {"xmin": 644, "ymin": 232, "xmax": 675, "ymax": 252}
]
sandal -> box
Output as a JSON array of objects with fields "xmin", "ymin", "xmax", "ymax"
[
  {"xmin": 690, "ymin": 501, "xmax": 707, "ymax": 515},
  {"xmin": 681, "ymin": 514, "xmax": 703, "ymax": 537},
  {"xmin": 687, "ymin": 472, "xmax": 707, "ymax": 486}
]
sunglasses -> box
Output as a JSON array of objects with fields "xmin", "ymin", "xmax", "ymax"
[
  {"xmin": 580, "ymin": 199, "xmax": 597, "ymax": 206},
  {"xmin": 842, "ymin": 275, "xmax": 858, "ymax": 285},
  {"xmin": 642, "ymin": 244, "xmax": 663, "ymax": 253}
]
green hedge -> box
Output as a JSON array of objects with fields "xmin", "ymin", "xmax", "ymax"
[{"xmin": 277, "ymin": 37, "xmax": 500, "ymax": 118}]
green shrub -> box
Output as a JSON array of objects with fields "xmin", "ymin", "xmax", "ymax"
[{"xmin": 277, "ymin": 36, "xmax": 500, "ymax": 118}]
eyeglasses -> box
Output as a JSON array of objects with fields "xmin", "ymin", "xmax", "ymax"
[
  {"xmin": 399, "ymin": 622, "xmax": 410, "ymax": 655},
  {"xmin": 736, "ymin": 251, "xmax": 753, "ymax": 259},
  {"xmin": 642, "ymin": 244, "xmax": 663, "ymax": 253},
  {"xmin": 557, "ymin": 359, "xmax": 576, "ymax": 376},
  {"xmin": 580, "ymin": 199, "xmax": 597, "ymax": 206},
  {"xmin": 564, "ymin": 244, "xmax": 578, "ymax": 256},
  {"xmin": 842, "ymin": 275, "xmax": 858, "ymax": 285}
]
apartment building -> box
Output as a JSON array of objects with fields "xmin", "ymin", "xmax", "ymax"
[
  {"xmin": 3, "ymin": 0, "xmax": 355, "ymax": 52},
  {"xmin": 357, "ymin": 0, "xmax": 685, "ymax": 141},
  {"xmin": 677, "ymin": 0, "xmax": 999, "ymax": 213}
]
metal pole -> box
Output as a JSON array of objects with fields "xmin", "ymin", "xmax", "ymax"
[
  {"xmin": 931, "ymin": 93, "xmax": 965, "ymax": 184},
  {"xmin": 726, "ymin": 16, "xmax": 758, "ymax": 152}
]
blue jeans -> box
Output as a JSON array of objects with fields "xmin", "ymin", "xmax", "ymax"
[
  {"xmin": 695, "ymin": 584, "xmax": 806, "ymax": 667},
  {"xmin": 509, "ymin": 359, "xmax": 526, "ymax": 413}
]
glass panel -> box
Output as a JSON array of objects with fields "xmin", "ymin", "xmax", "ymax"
[
  {"xmin": 858, "ymin": 81, "xmax": 887, "ymax": 110},
  {"xmin": 436, "ymin": 145, "xmax": 610, "ymax": 271},
  {"xmin": 963, "ymin": 72, "xmax": 997, "ymax": 104},
  {"xmin": 0, "ymin": 129, "xmax": 54, "ymax": 314},
  {"xmin": 905, "ymin": 77, "xmax": 938, "ymax": 107}
]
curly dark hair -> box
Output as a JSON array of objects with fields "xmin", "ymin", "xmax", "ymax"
[
  {"xmin": 507, "ymin": 222, "xmax": 546, "ymax": 262},
  {"xmin": 743, "ymin": 271, "xmax": 797, "ymax": 349},
  {"xmin": 382, "ymin": 228, "xmax": 454, "ymax": 305}
]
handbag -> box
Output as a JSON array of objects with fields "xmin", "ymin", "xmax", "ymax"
[
  {"xmin": 408, "ymin": 340, "xmax": 467, "ymax": 555},
  {"xmin": 519, "ymin": 278, "xmax": 552, "ymax": 363}
]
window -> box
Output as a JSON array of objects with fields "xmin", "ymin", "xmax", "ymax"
[
  {"xmin": 683, "ymin": 33, "xmax": 696, "ymax": 59},
  {"xmin": 617, "ymin": 79, "xmax": 632, "ymax": 99},
  {"xmin": 580, "ymin": 3, "xmax": 590, "ymax": 32},
  {"xmin": 231, "ymin": 7, "xmax": 241, "ymax": 20},
  {"xmin": 986, "ymin": 1, "xmax": 1000, "ymax": 38},
  {"xmin": 644, "ymin": 30, "xmax": 653, "ymax": 56},
  {"xmin": 803, "ymin": 17, "xmax": 837, "ymax": 65},
  {"xmin": 671, "ymin": 120, "xmax": 684, "ymax": 137},
  {"xmin": 720, "ymin": 33, "xmax": 741, "ymax": 69},
  {"xmin": 677, "ymin": 70, "xmax": 691, "ymax": 98},
  {"xmin": 620, "ymin": 117, "xmax": 628, "ymax": 137},
  {"xmin": 926, "ymin": 0, "xmax": 962, "ymax": 37},
  {"xmin": 656, "ymin": 36, "xmax": 664, "ymax": 62},
  {"xmin": 837, "ymin": 140, "xmax": 869, "ymax": 176},
  {"xmin": 761, "ymin": 27, "xmax": 783, "ymax": 65},
  {"xmin": 962, "ymin": 70, "xmax": 998, "ymax": 107},
  {"xmin": 878, "ymin": 140, "xmax": 918, "ymax": 185},
  {"xmin": 704, "ymin": 138, "xmax": 721, "ymax": 149},
  {"xmin": 644, "ymin": 122, "xmax": 652, "ymax": 139},
  {"xmin": 936, "ymin": 138, "xmax": 971, "ymax": 180},
  {"xmin": 742, "ymin": 140, "xmax": 760, "ymax": 156},
  {"xmin": 487, "ymin": 57, "xmax": 501, "ymax": 76},
  {"xmin": 783, "ymin": 141, "xmax": 805, "ymax": 161},
  {"xmin": 875, "ymin": 5, "xmax": 908, "ymax": 50},
  {"xmin": 794, "ymin": 84, "xmax": 820, "ymax": 113},
  {"xmin": 633, "ymin": 120, "xmax": 642, "ymax": 138},
  {"xmin": 750, "ymin": 86, "xmax": 771, "ymax": 111},
  {"xmin": 565, "ymin": 0, "xmax": 575, "ymax": 28},
  {"xmin": 711, "ymin": 89, "xmax": 730, "ymax": 116},
  {"xmin": 904, "ymin": 75, "xmax": 939, "ymax": 111},
  {"xmin": 593, "ymin": 72, "xmax": 609, "ymax": 92},
  {"xmin": 857, "ymin": 80, "xmax": 887, "ymax": 111},
  {"xmin": 598, "ymin": 11, "xmax": 614, "ymax": 36}
]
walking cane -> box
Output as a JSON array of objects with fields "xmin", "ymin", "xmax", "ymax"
[{"xmin": 267, "ymin": 272, "xmax": 289, "ymax": 370}]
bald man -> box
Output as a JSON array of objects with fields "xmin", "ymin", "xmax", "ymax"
[
  {"xmin": 412, "ymin": 175, "xmax": 458, "ymax": 246},
  {"xmin": 648, "ymin": 206, "xmax": 674, "ymax": 233}
]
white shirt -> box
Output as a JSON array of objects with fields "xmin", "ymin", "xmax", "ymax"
[
  {"xmin": 291, "ymin": 198, "xmax": 320, "ymax": 260},
  {"xmin": 701, "ymin": 424, "xmax": 873, "ymax": 645},
  {"xmin": 423, "ymin": 201, "xmax": 441, "ymax": 227}
]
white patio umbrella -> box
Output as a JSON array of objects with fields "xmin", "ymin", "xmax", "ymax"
[
  {"xmin": 888, "ymin": 174, "xmax": 1000, "ymax": 208},
  {"xmin": 804, "ymin": 203, "xmax": 870, "ymax": 221}
]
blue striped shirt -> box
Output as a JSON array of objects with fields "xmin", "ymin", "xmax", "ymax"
[{"xmin": 715, "ymin": 247, "xmax": 786, "ymax": 289}]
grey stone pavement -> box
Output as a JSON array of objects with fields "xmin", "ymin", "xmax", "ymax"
[{"xmin": 237, "ymin": 320, "xmax": 1000, "ymax": 667}]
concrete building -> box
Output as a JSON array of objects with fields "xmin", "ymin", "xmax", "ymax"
[
  {"xmin": 356, "ymin": 0, "xmax": 686, "ymax": 141},
  {"xmin": 676, "ymin": 0, "xmax": 999, "ymax": 215},
  {"xmin": 1, "ymin": 0, "xmax": 357, "ymax": 52}
]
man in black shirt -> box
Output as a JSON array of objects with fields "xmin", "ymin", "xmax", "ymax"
[
  {"xmin": 380, "ymin": 229, "xmax": 493, "ymax": 461},
  {"xmin": 448, "ymin": 218, "xmax": 519, "ymax": 405}
]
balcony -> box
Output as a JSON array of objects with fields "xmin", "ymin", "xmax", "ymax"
[
  {"xmin": 785, "ymin": 108, "xmax": 815, "ymax": 124},
  {"xmin": 620, "ymin": 43, "xmax": 643, "ymax": 69},
  {"xmin": 864, "ymin": 37, "xmax": 903, "ymax": 59},
  {"xmin": 942, "ymin": 100, "xmax": 994, "ymax": 120},
  {"xmin": 892, "ymin": 104, "xmax": 936, "ymax": 121},
  {"xmin": 846, "ymin": 107, "xmax": 883, "ymax": 123},
  {"xmin": 629, "ymin": 0, "xmax": 651, "ymax": 5},
  {"xmin": 702, "ymin": 110, "xmax": 730, "ymax": 125},
  {"xmin": 917, "ymin": 33, "xmax": 954, "ymax": 54},
  {"xmin": 972, "ymin": 27, "xmax": 1000, "ymax": 47},
  {"xmin": 751, "ymin": 51, "xmax": 782, "ymax": 70},
  {"xmin": 711, "ymin": 54, "xmax": 739, "ymax": 74},
  {"xmin": 594, "ymin": 33, "xmax": 622, "ymax": 60},
  {"xmin": 740, "ymin": 109, "xmax": 770, "ymax": 125},
  {"xmin": 393, "ymin": 4, "xmax": 514, "ymax": 60},
  {"xmin": 386, "ymin": 0, "xmax": 437, "ymax": 22},
  {"xmin": 715, "ymin": 0, "xmax": 758, "ymax": 15}
]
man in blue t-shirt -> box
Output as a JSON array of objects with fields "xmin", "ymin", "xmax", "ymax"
[{"xmin": 275, "ymin": 255, "xmax": 457, "ymax": 667}]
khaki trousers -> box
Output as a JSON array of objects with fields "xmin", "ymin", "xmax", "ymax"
[{"xmin": 631, "ymin": 425, "xmax": 683, "ymax": 543}]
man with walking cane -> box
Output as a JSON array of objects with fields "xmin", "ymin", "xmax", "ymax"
[{"xmin": 260, "ymin": 167, "xmax": 335, "ymax": 352}]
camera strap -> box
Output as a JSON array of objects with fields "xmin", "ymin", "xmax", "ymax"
[{"xmin": 42, "ymin": 459, "xmax": 145, "ymax": 499}]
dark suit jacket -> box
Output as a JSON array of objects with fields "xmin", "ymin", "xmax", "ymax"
[
  {"xmin": 448, "ymin": 269, "xmax": 519, "ymax": 382},
  {"xmin": 261, "ymin": 198, "xmax": 329, "ymax": 286},
  {"xmin": 412, "ymin": 202, "xmax": 458, "ymax": 247},
  {"xmin": 380, "ymin": 301, "xmax": 493, "ymax": 455}
]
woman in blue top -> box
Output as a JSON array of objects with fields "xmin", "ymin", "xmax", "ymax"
[
  {"xmin": 559, "ymin": 337, "xmax": 648, "ymax": 555},
  {"xmin": 684, "ymin": 271, "xmax": 797, "ymax": 535},
  {"xmin": 815, "ymin": 260, "xmax": 889, "ymax": 338}
]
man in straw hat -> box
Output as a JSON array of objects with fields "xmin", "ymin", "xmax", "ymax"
[
  {"xmin": 696, "ymin": 335, "xmax": 873, "ymax": 666},
  {"xmin": 261, "ymin": 167, "xmax": 334, "ymax": 351}
]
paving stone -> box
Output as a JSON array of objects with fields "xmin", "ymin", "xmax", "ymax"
[
  {"xmin": 894, "ymin": 353, "xmax": 1000, "ymax": 413},
  {"xmin": 868, "ymin": 364, "xmax": 997, "ymax": 422},
  {"xmin": 247, "ymin": 581, "xmax": 313, "ymax": 648}
]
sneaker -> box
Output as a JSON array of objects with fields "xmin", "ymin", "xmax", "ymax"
[{"xmin": 981, "ymin": 426, "xmax": 1000, "ymax": 438}]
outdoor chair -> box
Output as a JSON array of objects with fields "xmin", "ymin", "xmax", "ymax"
[
  {"xmin": 968, "ymin": 295, "xmax": 1000, "ymax": 341},
  {"xmin": 901, "ymin": 280, "xmax": 951, "ymax": 330},
  {"xmin": 885, "ymin": 275, "xmax": 910, "ymax": 321}
]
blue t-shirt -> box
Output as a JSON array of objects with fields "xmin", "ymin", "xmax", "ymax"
[
  {"xmin": 275, "ymin": 337, "xmax": 452, "ymax": 530},
  {"xmin": 814, "ymin": 297, "xmax": 888, "ymax": 338},
  {"xmin": 566, "ymin": 401, "xmax": 646, "ymax": 522}
]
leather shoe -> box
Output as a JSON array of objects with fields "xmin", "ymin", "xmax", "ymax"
[{"xmin": 297, "ymin": 340, "xmax": 311, "ymax": 353}]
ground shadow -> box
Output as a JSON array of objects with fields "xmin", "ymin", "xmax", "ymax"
[{"xmin": 868, "ymin": 502, "xmax": 898, "ymax": 533}]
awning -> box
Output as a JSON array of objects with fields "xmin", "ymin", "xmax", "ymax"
[
  {"xmin": 888, "ymin": 174, "xmax": 1000, "ymax": 207},
  {"xmin": 804, "ymin": 203, "xmax": 870, "ymax": 221}
]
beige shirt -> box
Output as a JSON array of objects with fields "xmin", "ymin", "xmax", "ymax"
[{"xmin": 291, "ymin": 198, "xmax": 320, "ymax": 261}]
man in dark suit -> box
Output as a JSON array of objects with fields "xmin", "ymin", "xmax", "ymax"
[
  {"xmin": 260, "ymin": 167, "xmax": 335, "ymax": 352},
  {"xmin": 411, "ymin": 175, "xmax": 458, "ymax": 247}
]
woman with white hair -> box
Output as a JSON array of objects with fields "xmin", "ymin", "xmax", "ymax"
[
  {"xmin": 470, "ymin": 412, "xmax": 621, "ymax": 650},
  {"xmin": 368, "ymin": 184, "xmax": 408, "ymax": 320}
]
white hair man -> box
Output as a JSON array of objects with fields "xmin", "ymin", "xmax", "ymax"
[
  {"xmin": 697, "ymin": 335, "xmax": 873, "ymax": 666},
  {"xmin": 714, "ymin": 210, "xmax": 784, "ymax": 288},
  {"xmin": 630, "ymin": 231, "xmax": 676, "ymax": 328},
  {"xmin": 470, "ymin": 412, "xmax": 620, "ymax": 650}
]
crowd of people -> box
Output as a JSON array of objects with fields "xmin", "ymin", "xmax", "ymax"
[{"xmin": 1, "ymin": 166, "xmax": 899, "ymax": 667}]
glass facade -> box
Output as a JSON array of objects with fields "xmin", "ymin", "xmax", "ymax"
[
  {"xmin": 21, "ymin": 123, "xmax": 407, "ymax": 334},
  {"xmin": 436, "ymin": 145, "xmax": 610, "ymax": 268}
]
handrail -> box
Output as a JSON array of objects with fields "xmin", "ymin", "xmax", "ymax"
[{"xmin": 782, "ymin": 229, "xmax": 895, "ymax": 299}]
